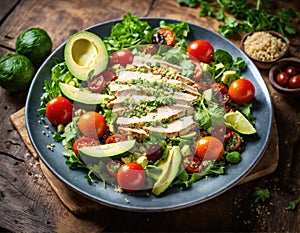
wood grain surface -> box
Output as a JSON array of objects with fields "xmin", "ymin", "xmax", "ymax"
[{"xmin": 1, "ymin": 0, "xmax": 300, "ymax": 232}]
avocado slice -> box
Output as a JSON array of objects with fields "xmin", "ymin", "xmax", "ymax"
[
  {"xmin": 64, "ymin": 31, "xmax": 108, "ymax": 80},
  {"xmin": 79, "ymin": 140, "xmax": 136, "ymax": 165},
  {"xmin": 221, "ymin": 70, "xmax": 236, "ymax": 84},
  {"xmin": 152, "ymin": 146, "xmax": 182, "ymax": 196},
  {"xmin": 59, "ymin": 82, "xmax": 114, "ymax": 104}
]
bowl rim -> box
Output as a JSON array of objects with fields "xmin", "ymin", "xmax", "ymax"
[
  {"xmin": 269, "ymin": 56, "xmax": 300, "ymax": 92},
  {"xmin": 240, "ymin": 30, "xmax": 290, "ymax": 64}
]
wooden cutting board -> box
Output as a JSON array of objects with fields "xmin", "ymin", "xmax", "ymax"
[{"xmin": 10, "ymin": 107, "xmax": 279, "ymax": 214}]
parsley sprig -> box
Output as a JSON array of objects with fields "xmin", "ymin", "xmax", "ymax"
[{"xmin": 177, "ymin": 0, "xmax": 300, "ymax": 37}]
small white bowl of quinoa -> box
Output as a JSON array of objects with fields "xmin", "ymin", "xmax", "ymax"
[{"xmin": 240, "ymin": 31, "xmax": 289, "ymax": 69}]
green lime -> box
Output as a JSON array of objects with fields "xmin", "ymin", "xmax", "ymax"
[
  {"xmin": 0, "ymin": 54, "xmax": 35, "ymax": 92},
  {"xmin": 224, "ymin": 111, "xmax": 256, "ymax": 135},
  {"xmin": 16, "ymin": 28, "xmax": 52, "ymax": 67}
]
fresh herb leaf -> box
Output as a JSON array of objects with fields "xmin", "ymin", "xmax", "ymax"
[
  {"xmin": 177, "ymin": 0, "xmax": 201, "ymax": 8},
  {"xmin": 253, "ymin": 187, "xmax": 270, "ymax": 203},
  {"xmin": 179, "ymin": 0, "xmax": 299, "ymax": 37},
  {"xmin": 174, "ymin": 160, "xmax": 225, "ymax": 187},
  {"xmin": 286, "ymin": 198, "xmax": 300, "ymax": 211},
  {"xmin": 213, "ymin": 49, "xmax": 233, "ymax": 68},
  {"xmin": 103, "ymin": 12, "xmax": 153, "ymax": 54},
  {"xmin": 39, "ymin": 61, "xmax": 74, "ymax": 115}
]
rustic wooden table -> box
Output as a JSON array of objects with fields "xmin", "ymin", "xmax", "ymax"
[{"xmin": 1, "ymin": 0, "xmax": 300, "ymax": 232}]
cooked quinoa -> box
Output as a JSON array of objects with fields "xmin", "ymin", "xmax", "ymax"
[{"xmin": 243, "ymin": 31, "xmax": 287, "ymax": 61}]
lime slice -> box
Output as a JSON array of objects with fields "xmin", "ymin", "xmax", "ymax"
[{"xmin": 224, "ymin": 111, "xmax": 256, "ymax": 135}]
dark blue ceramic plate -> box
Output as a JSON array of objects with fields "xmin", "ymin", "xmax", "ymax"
[{"xmin": 25, "ymin": 18, "xmax": 272, "ymax": 212}]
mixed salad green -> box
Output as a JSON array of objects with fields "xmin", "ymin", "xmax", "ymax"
[{"xmin": 39, "ymin": 13, "xmax": 257, "ymax": 196}]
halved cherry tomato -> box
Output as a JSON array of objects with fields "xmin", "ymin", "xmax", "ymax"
[
  {"xmin": 106, "ymin": 160, "xmax": 122, "ymax": 177},
  {"xmin": 46, "ymin": 96, "xmax": 73, "ymax": 126},
  {"xmin": 228, "ymin": 79, "xmax": 255, "ymax": 105},
  {"xmin": 142, "ymin": 44, "xmax": 158, "ymax": 55},
  {"xmin": 182, "ymin": 156, "xmax": 203, "ymax": 173},
  {"xmin": 226, "ymin": 131, "xmax": 242, "ymax": 152},
  {"xmin": 211, "ymin": 125, "xmax": 232, "ymax": 143},
  {"xmin": 211, "ymin": 83, "xmax": 230, "ymax": 104},
  {"xmin": 88, "ymin": 74, "xmax": 105, "ymax": 93},
  {"xmin": 73, "ymin": 137, "xmax": 99, "ymax": 155},
  {"xmin": 110, "ymin": 49, "xmax": 134, "ymax": 67},
  {"xmin": 157, "ymin": 28, "xmax": 175, "ymax": 46},
  {"xmin": 195, "ymin": 136, "xmax": 224, "ymax": 161},
  {"xmin": 77, "ymin": 112, "xmax": 107, "ymax": 139},
  {"xmin": 101, "ymin": 70, "xmax": 117, "ymax": 82},
  {"xmin": 187, "ymin": 40, "xmax": 214, "ymax": 63},
  {"xmin": 191, "ymin": 60, "xmax": 203, "ymax": 82},
  {"xmin": 105, "ymin": 134, "xmax": 127, "ymax": 144},
  {"xmin": 117, "ymin": 162, "xmax": 146, "ymax": 192}
]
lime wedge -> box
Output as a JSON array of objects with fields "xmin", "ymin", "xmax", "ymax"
[{"xmin": 224, "ymin": 111, "xmax": 256, "ymax": 135}]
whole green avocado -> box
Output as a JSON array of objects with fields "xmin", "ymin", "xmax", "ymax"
[
  {"xmin": 0, "ymin": 54, "xmax": 35, "ymax": 92},
  {"xmin": 16, "ymin": 28, "xmax": 52, "ymax": 67}
]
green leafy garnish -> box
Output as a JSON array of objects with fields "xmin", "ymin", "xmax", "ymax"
[
  {"xmin": 103, "ymin": 12, "xmax": 190, "ymax": 54},
  {"xmin": 39, "ymin": 61, "xmax": 74, "ymax": 115},
  {"xmin": 174, "ymin": 160, "xmax": 225, "ymax": 188},
  {"xmin": 103, "ymin": 13, "xmax": 153, "ymax": 54},
  {"xmin": 253, "ymin": 187, "xmax": 271, "ymax": 203},
  {"xmin": 286, "ymin": 198, "xmax": 300, "ymax": 211},
  {"xmin": 177, "ymin": 0, "xmax": 300, "ymax": 37}
]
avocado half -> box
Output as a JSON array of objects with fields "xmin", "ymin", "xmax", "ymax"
[{"xmin": 64, "ymin": 31, "xmax": 108, "ymax": 81}]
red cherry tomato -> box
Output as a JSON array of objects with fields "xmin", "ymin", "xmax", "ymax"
[
  {"xmin": 77, "ymin": 112, "xmax": 107, "ymax": 139},
  {"xmin": 210, "ymin": 83, "xmax": 230, "ymax": 104},
  {"xmin": 110, "ymin": 49, "xmax": 134, "ymax": 67},
  {"xmin": 275, "ymin": 72, "xmax": 289, "ymax": 87},
  {"xmin": 211, "ymin": 125, "xmax": 232, "ymax": 143},
  {"xmin": 117, "ymin": 162, "xmax": 146, "ymax": 192},
  {"xmin": 157, "ymin": 28, "xmax": 176, "ymax": 46},
  {"xmin": 285, "ymin": 66, "xmax": 296, "ymax": 77},
  {"xmin": 182, "ymin": 156, "xmax": 203, "ymax": 173},
  {"xmin": 289, "ymin": 74, "xmax": 300, "ymax": 88},
  {"xmin": 191, "ymin": 60, "xmax": 203, "ymax": 82},
  {"xmin": 88, "ymin": 74, "xmax": 105, "ymax": 93},
  {"xmin": 195, "ymin": 136, "xmax": 224, "ymax": 161},
  {"xmin": 101, "ymin": 70, "xmax": 117, "ymax": 82},
  {"xmin": 228, "ymin": 79, "xmax": 255, "ymax": 105},
  {"xmin": 46, "ymin": 96, "xmax": 73, "ymax": 125},
  {"xmin": 226, "ymin": 131, "xmax": 242, "ymax": 152},
  {"xmin": 73, "ymin": 137, "xmax": 99, "ymax": 155},
  {"xmin": 106, "ymin": 160, "xmax": 122, "ymax": 177},
  {"xmin": 187, "ymin": 40, "xmax": 214, "ymax": 63},
  {"xmin": 142, "ymin": 44, "xmax": 158, "ymax": 55},
  {"xmin": 105, "ymin": 134, "xmax": 127, "ymax": 144}
]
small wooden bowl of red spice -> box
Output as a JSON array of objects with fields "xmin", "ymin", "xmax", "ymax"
[{"xmin": 269, "ymin": 57, "xmax": 300, "ymax": 98}]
